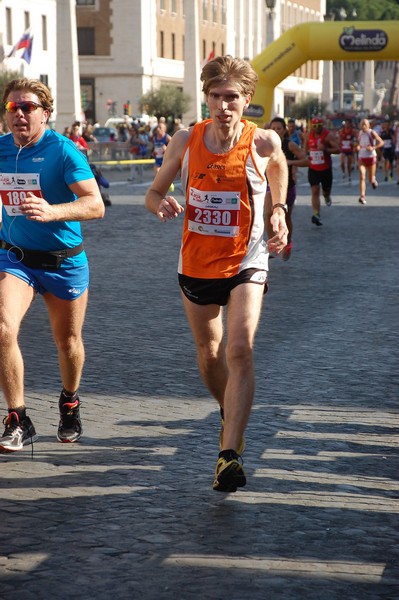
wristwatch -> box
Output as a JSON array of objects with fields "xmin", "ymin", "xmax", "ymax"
[{"xmin": 272, "ymin": 203, "xmax": 288, "ymax": 213}]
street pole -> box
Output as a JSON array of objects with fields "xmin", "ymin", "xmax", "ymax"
[
  {"xmin": 265, "ymin": 0, "xmax": 280, "ymax": 116},
  {"xmin": 56, "ymin": 0, "xmax": 82, "ymax": 130},
  {"xmin": 364, "ymin": 61, "xmax": 375, "ymax": 112},
  {"xmin": 339, "ymin": 61, "xmax": 344, "ymax": 111},
  {"xmin": 183, "ymin": 0, "xmax": 201, "ymax": 126}
]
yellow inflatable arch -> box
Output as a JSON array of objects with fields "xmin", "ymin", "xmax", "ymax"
[{"xmin": 247, "ymin": 21, "xmax": 399, "ymax": 126}]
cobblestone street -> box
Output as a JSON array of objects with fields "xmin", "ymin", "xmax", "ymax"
[{"xmin": 0, "ymin": 167, "xmax": 398, "ymax": 600}]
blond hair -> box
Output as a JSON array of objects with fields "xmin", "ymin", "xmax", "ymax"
[
  {"xmin": 201, "ymin": 55, "xmax": 258, "ymax": 98},
  {"xmin": 2, "ymin": 78, "xmax": 54, "ymax": 114}
]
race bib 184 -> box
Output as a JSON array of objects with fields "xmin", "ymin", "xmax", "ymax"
[
  {"xmin": 0, "ymin": 173, "xmax": 42, "ymax": 216},
  {"xmin": 187, "ymin": 187, "xmax": 241, "ymax": 237}
]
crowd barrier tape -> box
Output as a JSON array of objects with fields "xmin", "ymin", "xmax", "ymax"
[
  {"xmin": 90, "ymin": 158, "xmax": 155, "ymax": 166},
  {"xmin": 248, "ymin": 20, "xmax": 399, "ymax": 125}
]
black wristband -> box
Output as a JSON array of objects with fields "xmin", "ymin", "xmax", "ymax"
[{"xmin": 272, "ymin": 203, "xmax": 288, "ymax": 213}]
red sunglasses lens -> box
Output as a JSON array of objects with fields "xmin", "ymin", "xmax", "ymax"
[{"xmin": 5, "ymin": 101, "xmax": 41, "ymax": 113}]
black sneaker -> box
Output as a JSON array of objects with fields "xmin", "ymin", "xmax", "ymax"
[
  {"xmin": 0, "ymin": 412, "xmax": 38, "ymax": 452},
  {"xmin": 213, "ymin": 449, "xmax": 246, "ymax": 493},
  {"xmin": 57, "ymin": 394, "xmax": 82, "ymax": 443},
  {"xmin": 311, "ymin": 213, "xmax": 323, "ymax": 226}
]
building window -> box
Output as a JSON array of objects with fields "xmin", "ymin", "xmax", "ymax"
[
  {"xmin": 171, "ymin": 0, "xmax": 177, "ymax": 14},
  {"xmin": 182, "ymin": 35, "xmax": 185, "ymax": 60},
  {"xmin": 160, "ymin": 31, "xmax": 164, "ymax": 57},
  {"xmin": 212, "ymin": 0, "xmax": 217, "ymax": 23},
  {"xmin": 77, "ymin": 27, "xmax": 95, "ymax": 55},
  {"xmin": 6, "ymin": 8, "xmax": 12, "ymax": 45},
  {"xmin": 76, "ymin": 0, "xmax": 95, "ymax": 5},
  {"xmin": 40, "ymin": 74, "xmax": 49, "ymax": 87},
  {"xmin": 221, "ymin": 0, "xmax": 226, "ymax": 25},
  {"xmin": 160, "ymin": 0, "xmax": 166, "ymax": 9},
  {"xmin": 172, "ymin": 33, "xmax": 176, "ymax": 59},
  {"xmin": 80, "ymin": 78, "xmax": 95, "ymax": 123},
  {"xmin": 42, "ymin": 15, "xmax": 48, "ymax": 51},
  {"xmin": 221, "ymin": 43, "xmax": 224, "ymax": 55},
  {"xmin": 202, "ymin": 0, "xmax": 208, "ymax": 21},
  {"xmin": 24, "ymin": 11, "xmax": 30, "ymax": 30},
  {"xmin": 202, "ymin": 39, "xmax": 206, "ymax": 60}
]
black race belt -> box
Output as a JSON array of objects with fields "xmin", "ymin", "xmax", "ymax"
[{"xmin": 0, "ymin": 239, "xmax": 84, "ymax": 270}]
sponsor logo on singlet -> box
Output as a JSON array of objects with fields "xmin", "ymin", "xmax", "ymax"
[
  {"xmin": 192, "ymin": 171, "xmax": 206, "ymax": 180},
  {"xmin": 207, "ymin": 162, "xmax": 225, "ymax": 170}
]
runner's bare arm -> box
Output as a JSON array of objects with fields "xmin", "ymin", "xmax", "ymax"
[
  {"xmin": 255, "ymin": 128, "xmax": 289, "ymax": 250},
  {"xmin": 288, "ymin": 140, "xmax": 309, "ymax": 167},
  {"xmin": 145, "ymin": 129, "xmax": 190, "ymax": 222},
  {"xmin": 371, "ymin": 130, "xmax": 385, "ymax": 150},
  {"xmin": 325, "ymin": 132, "xmax": 340, "ymax": 154},
  {"xmin": 259, "ymin": 130, "xmax": 289, "ymax": 212},
  {"xmin": 20, "ymin": 178, "xmax": 105, "ymax": 222}
]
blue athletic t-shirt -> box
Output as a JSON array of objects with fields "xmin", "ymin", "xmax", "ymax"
[
  {"xmin": 289, "ymin": 130, "xmax": 301, "ymax": 146},
  {"xmin": 0, "ymin": 129, "xmax": 94, "ymax": 267}
]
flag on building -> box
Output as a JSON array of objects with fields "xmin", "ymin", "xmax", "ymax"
[
  {"xmin": 201, "ymin": 50, "xmax": 215, "ymax": 69},
  {"xmin": 7, "ymin": 29, "xmax": 34, "ymax": 64}
]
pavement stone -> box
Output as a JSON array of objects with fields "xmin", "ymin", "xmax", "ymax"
[{"xmin": 0, "ymin": 160, "xmax": 398, "ymax": 600}]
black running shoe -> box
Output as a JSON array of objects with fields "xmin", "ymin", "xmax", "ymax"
[
  {"xmin": 311, "ymin": 213, "xmax": 323, "ymax": 226},
  {"xmin": 213, "ymin": 450, "xmax": 246, "ymax": 493},
  {"xmin": 0, "ymin": 412, "xmax": 38, "ymax": 452},
  {"xmin": 57, "ymin": 394, "xmax": 82, "ymax": 443}
]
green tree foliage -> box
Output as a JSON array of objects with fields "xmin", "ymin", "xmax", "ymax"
[
  {"xmin": 289, "ymin": 97, "xmax": 328, "ymax": 121},
  {"xmin": 138, "ymin": 85, "xmax": 191, "ymax": 121},
  {"xmin": 0, "ymin": 69, "xmax": 21, "ymax": 131},
  {"xmin": 327, "ymin": 0, "xmax": 399, "ymax": 20}
]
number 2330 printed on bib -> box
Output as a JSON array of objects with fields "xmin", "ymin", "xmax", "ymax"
[{"xmin": 187, "ymin": 187, "xmax": 241, "ymax": 237}]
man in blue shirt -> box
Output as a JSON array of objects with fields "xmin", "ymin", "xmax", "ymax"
[
  {"xmin": 287, "ymin": 118, "xmax": 302, "ymax": 146},
  {"xmin": 0, "ymin": 78, "xmax": 105, "ymax": 452}
]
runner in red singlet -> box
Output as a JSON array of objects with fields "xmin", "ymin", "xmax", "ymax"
[
  {"xmin": 339, "ymin": 119, "xmax": 356, "ymax": 184},
  {"xmin": 303, "ymin": 117, "xmax": 340, "ymax": 226}
]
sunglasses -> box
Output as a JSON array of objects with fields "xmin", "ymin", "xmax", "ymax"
[
  {"xmin": 4, "ymin": 101, "xmax": 44, "ymax": 113},
  {"xmin": 312, "ymin": 123, "xmax": 323, "ymax": 128}
]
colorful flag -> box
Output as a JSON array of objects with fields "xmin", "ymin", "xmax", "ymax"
[
  {"xmin": 7, "ymin": 29, "xmax": 34, "ymax": 64},
  {"xmin": 201, "ymin": 50, "xmax": 215, "ymax": 69}
]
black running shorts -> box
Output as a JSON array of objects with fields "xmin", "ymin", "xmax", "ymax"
[
  {"xmin": 308, "ymin": 167, "xmax": 333, "ymax": 193},
  {"xmin": 178, "ymin": 268, "xmax": 268, "ymax": 306}
]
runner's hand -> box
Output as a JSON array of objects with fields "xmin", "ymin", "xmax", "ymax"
[
  {"xmin": 20, "ymin": 192, "xmax": 57, "ymax": 222},
  {"xmin": 267, "ymin": 211, "xmax": 288, "ymax": 254},
  {"xmin": 157, "ymin": 196, "xmax": 184, "ymax": 222}
]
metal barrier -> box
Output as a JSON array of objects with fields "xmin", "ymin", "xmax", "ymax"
[
  {"xmin": 88, "ymin": 141, "xmax": 130, "ymax": 161},
  {"xmin": 87, "ymin": 142, "xmax": 155, "ymax": 166}
]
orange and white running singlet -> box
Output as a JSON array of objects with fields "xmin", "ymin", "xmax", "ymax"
[{"xmin": 179, "ymin": 119, "xmax": 267, "ymax": 279}]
